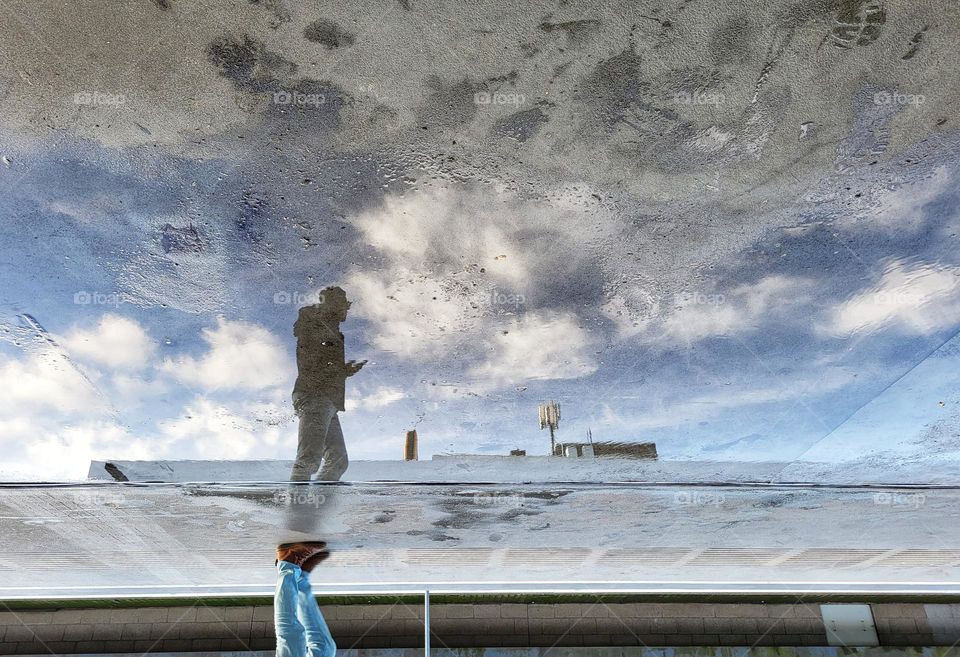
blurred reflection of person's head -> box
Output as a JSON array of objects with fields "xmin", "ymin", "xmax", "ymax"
[{"xmin": 306, "ymin": 285, "xmax": 351, "ymax": 324}]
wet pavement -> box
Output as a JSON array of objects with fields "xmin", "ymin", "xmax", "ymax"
[{"xmin": 1, "ymin": 482, "xmax": 957, "ymax": 598}]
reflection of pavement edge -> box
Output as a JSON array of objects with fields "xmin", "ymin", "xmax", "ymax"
[
  {"xmin": 6, "ymin": 590, "xmax": 960, "ymax": 610},
  {"xmin": 3, "ymin": 581, "xmax": 960, "ymax": 600}
]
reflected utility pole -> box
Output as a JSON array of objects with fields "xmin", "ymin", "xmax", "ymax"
[{"xmin": 539, "ymin": 400, "xmax": 561, "ymax": 456}]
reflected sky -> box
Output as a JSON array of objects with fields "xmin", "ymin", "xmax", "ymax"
[{"xmin": 1, "ymin": 0, "xmax": 959, "ymax": 480}]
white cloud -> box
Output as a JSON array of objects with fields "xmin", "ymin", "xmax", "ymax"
[
  {"xmin": 161, "ymin": 317, "xmax": 293, "ymax": 391},
  {"xmin": 346, "ymin": 387, "xmax": 406, "ymax": 412},
  {"xmin": 0, "ymin": 346, "xmax": 130, "ymax": 479},
  {"xmin": 159, "ymin": 397, "xmax": 289, "ymax": 460},
  {"xmin": 865, "ymin": 166, "xmax": 953, "ymax": 233},
  {"xmin": 823, "ymin": 260, "xmax": 960, "ymax": 336},
  {"xmin": 24, "ymin": 421, "xmax": 156, "ymax": 480},
  {"xmin": 603, "ymin": 274, "xmax": 811, "ymax": 343},
  {"xmin": 0, "ymin": 348, "xmax": 105, "ymax": 416},
  {"xmin": 353, "ymin": 188, "xmax": 531, "ymax": 285},
  {"xmin": 0, "ymin": 317, "xmax": 297, "ymax": 479},
  {"xmin": 108, "ymin": 372, "xmax": 169, "ymax": 411},
  {"xmin": 60, "ymin": 313, "xmax": 155, "ymax": 369},
  {"xmin": 347, "ymin": 185, "xmax": 615, "ymax": 356},
  {"xmin": 0, "ymin": 419, "xmax": 154, "ymax": 481},
  {"xmin": 346, "ymin": 267, "xmax": 484, "ymax": 359},
  {"xmin": 665, "ymin": 275, "xmax": 808, "ymax": 342},
  {"xmin": 345, "ymin": 186, "xmax": 615, "ymax": 394},
  {"xmin": 468, "ymin": 311, "xmax": 597, "ymax": 388}
]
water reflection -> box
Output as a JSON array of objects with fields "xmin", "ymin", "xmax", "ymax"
[
  {"xmin": 282, "ymin": 287, "xmax": 365, "ymax": 538},
  {"xmin": 290, "ymin": 287, "xmax": 366, "ymax": 482},
  {"xmin": 1, "ymin": 0, "xmax": 959, "ymax": 482}
]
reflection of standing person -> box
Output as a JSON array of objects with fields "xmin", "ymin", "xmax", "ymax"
[
  {"xmin": 274, "ymin": 542, "xmax": 336, "ymax": 657},
  {"xmin": 291, "ymin": 286, "xmax": 365, "ymax": 482}
]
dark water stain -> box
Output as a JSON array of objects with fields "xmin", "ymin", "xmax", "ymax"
[
  {"xmin": 754, "ymin": 494, "xmax": 788, "ymax": 508},
  {"xmin": 417, "ymin": 76, "xmax": 484, "ymax": 128},
  {"xmin": 407, "ymin": 529, "xmax": 460, "ymax": 542},
  {"xmin": 710, "ymin": 16, "xmax": 756, "ymax": 65},
  {"xmin": 576, "ymin": 46, "xmax": 646, "ymax": 133},
  {"xmin": 149, "ymin": 0, "xmax": 171, "ymax": 10},
  {"xmin": 208, "ymin": 36, "xmax": 260, "ymax": 89},
  {"xmin": 831, "ymin": 0, "xmax": 886, "ymax": 48},
  {"xmin": 207, "ymin": 35, "xmax": 296, "ymax": 93},
  {"xmin": 432, "ymin": 498, "xmax": 485, "ymax": 529},
  {"xmin": 207, "ymin": 34, "xmax": 348, "ymax": 131},
  {"xmin": 780, "ymin": 0, "xmax": 885, "ymax": 51},
  {"xmin": 416, "ymin": 70, "xmax": 520, "ymax": 128},
  {"xmin": 520, "ymin": 490, "xmax": 573, "ymax": 501},
  {"xmin": 520, "ymin": 42, "xmax": 540, "ymax": 58},
  {"xmin": 493, "ymin": 106, "xmax": 549, "ymax": 142},
  {"xmin": 428, "ymin": 490, "xmax": 565, "ymax": 531},
  {"xmin": 539, "ymin": 19, "xmax": 601, "ymax": 40},
  {"xmin": 160, "ymin": 223, "xmax": 205, "ymax": 253},
  {"xmin": 497, "ymin": 507, "xmax": 543, "ymax": 521},
  {"xmin": 902, "ymin": 26, "xmax": 928, "ymax": 60},
  {"xmin": 304, "ymin": 19, "xmax": 356, "ymax": 49},
  {"xmin": 266, "ymin": 78, "xmax": 351, "ymax": 132},
  {"xmin": 486, "ymin": 70, "xmax": 519, "ymax": 85},
  {"xmin": 576, "ymin": 47, "xmax": 704, "ymax": 158},
  {"xmin": 397, "ymin": 0, "xmax": 412, "ymax": 9}
]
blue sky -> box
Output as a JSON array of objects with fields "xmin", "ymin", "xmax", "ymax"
[{"xmin": 2, "ymin": 134, "xmax": 958, "ymax": 480}]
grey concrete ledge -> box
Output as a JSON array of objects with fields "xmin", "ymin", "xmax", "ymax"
[{"xmin": 2, "ymin": 602, "xmax": 959, "ymax": 654}]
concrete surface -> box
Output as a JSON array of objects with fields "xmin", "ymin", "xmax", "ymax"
[{"xmin": 0, "ymin": 482, "xmax": 957, "ymax": 598}]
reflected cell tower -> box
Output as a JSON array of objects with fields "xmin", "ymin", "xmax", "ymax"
[{"xmin": 538, "ymin": 400, "xmax": 561, "ymax": 456}]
